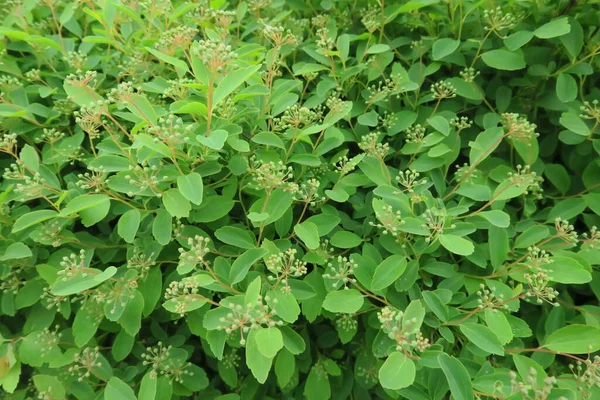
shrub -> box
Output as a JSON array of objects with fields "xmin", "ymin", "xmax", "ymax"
[{"xmin": 1, "ymin": 0, "xmax": 600, "ymax": 399}]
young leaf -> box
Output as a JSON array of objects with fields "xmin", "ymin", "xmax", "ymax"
[{"xmin": 378, "ymin": 352, "xmax": 416, "ymax": 390}]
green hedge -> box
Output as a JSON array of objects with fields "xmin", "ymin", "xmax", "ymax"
[{"xmin": 1, "ymin": 1, "xmax": 600, "ymax": 399}]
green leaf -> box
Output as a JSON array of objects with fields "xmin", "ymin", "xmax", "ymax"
[
  {"xmin": 12, "ymin": 210, "xmax": 57, "ymax": 233},
  {"xmin": 255, "ymin": 327, "xmax": 284, "ymax": 358},
  {"xmin": 544, "ymin": 325, "xmax": 600, "ymax": 353},
  {"xmin": 439, "ymin": 234, "xmax": 474, "ymax": 256},
  {"xmin": 477, "ymin": 210, "xmax": 510, "ymax": 228},
  {"xmin": 51, "ymin": 267, "xmax": 117, "ymax": 296},
  {"xmin": 117, "ymin": 209, "xmax": 141, "ymax": 243},
  {"xmin": 543, "ymin": 256, "xmax": 591, "ymax": 284},
  {"xmin": 229, "ymin": 248, "xmax": 268, "ymax": 284},
  {"xmin": 481, "ymin": 50, "xmax": 526, "ymax": 71},
  {"xmin": 215, "ymin": 226, "xmax": 255, "ymax": 249},
  {"xmin": 275, "ymin": 349, "xmax": 295, "ymax": 388},
  {"xmin": 459, "ymin": 323, "xmax": 504, "ymax": 355},
  {"xmin": 197, "ymin": 129, "xmax": 229, "ymax": 149},
  {"xmin": 20, "ymin": 145, "xmax": 39, "ymax": 172},
  {"xmin": 329, "ymin": 231, "xmax": 362, "ymax": 249},
  {"xmin": 559, "ymin": 112, "xmax": 590, "ymax": 136},
  {"xmin": 371, "ymin": 255, "xmax": 407, "ymax": 291},
  {"xmin": 484, "ymin": 309, "xmax": 513, "ymax": 345},
  {"xmin": 422, "ymin": 291, "xmax": 449, "ymax": 322},
  {"xmin": 60, "ymin": 194, "xmax": 110, "ymax": 217},
  {"xmin": 162, "ymin": 189, "xmax": 191, "ymax": 218},
  {"xmin": 322, "ymin": 289, "xmax": 364, "ymax": 313},
  {"xmin": 1, "ymin": 242, "xmax": 32, "ymax": 261},
  {"xmin": 214, "ymin": 64, "xmax": 262, "ymax": 105},
  {"xmin": 177, "ymin": 173, "xmax": 204, "ymax": 205},
  {"xmin": 138, "ymin": 372, "xmax": 157, "ymax": 400},
  {"xmin": 504, "ymin": 30, "xmax": 534, "ymax": 51},
  {"xmin": 147, "ymin": 47, "xmax": 189, "ymax": 72},
  {"xmin": 378, "ymin": 352, "xmax": 416, "ymax": 390},
  {"xmin": 246, "ymin": 329, "xmax": 273, "ymax": 384},
  {"xmin": 556, "ymin": 73, "xmax": 577, "ymax": 103},
  {"xmin": 438, "ymin": 353, "xmax": 474, "ymax": 400},
  {"xmin": 152, "ymin": 210, "xmax": 172, "ymax": 245},
  {"xmin": 534, "ymin": 17, "xmax": 570, "ymax": 39},
  {"xmin": 105, "ymin": 377, "xmax": 136, "ymax": 400},
  {"xmin": 294, "ymin": 222, "xmax": 320, "ymax": 250},
  {"xmin": 432, "ymin": 38, "xmax": 460, "ymax": 60}
]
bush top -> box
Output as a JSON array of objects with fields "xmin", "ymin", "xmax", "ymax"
[{"xmin": 1, "ymin": 1, "xmax": 600, "ymax": 399}]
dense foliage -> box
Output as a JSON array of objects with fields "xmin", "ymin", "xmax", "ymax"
[{"xmin": 1, "ymin": 0, "xmax": 600, "ymax": 399}]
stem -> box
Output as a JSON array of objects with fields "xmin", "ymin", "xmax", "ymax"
[{"xmin": 205, "ymin": 75, "xmax": 214, "ymax": 137}]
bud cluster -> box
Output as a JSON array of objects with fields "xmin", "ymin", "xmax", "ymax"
[
  {"xmin": 580, "ymin": 100, "xmax": 600, "ymax": 123},
  {"xmin": 250, "ymin": 158, "xmax": 296, "ymax": 193},
  {"xmin": 396, "ymin": 169, "xmax": 427, "ymax": 193},
  {"xmin": 450, "ymin": 116, "xmax": 473, "ymax": 132},
  {"xmin": 554, "ymin": 217, "xmax": 578, "ymax": 244},
  {"xmin": 570, "ymin": 356, "xmax": 600, "ymax": 396},
  {"xmin": 404, "ymin": 124, "xmax": 426, "ymax": 143},
  {"xmin": 294, "ymin": 178, "xmax": 325, "ymax": 206},
  {"xmin": 56, "ymin": 250, "xmax": 88, "ymax": 281},
  {"xmin": 273, "ymin": 104, "xmax": 323, "ymax": 131},
  {"xmin": 509, "ymin": 369, "xmax": 559, "ymax": 399},
  {"xmin": 266, "ymin": 249, "xmax": 308, "ymax": 293},
  {"xmin": 142, "ymin": 342, "xmax": 193, "ymax": 383},
  {"xmin": 216, "ymin": 296, "xmax": 283, "ymax": 345},
  {"xmin": 370, "ymin": 204, "xmax": 404, "ymax": 237},
  {"xmin": 502, "ymin": 113, "xmax": 539, "ymax": 144},
  {"xmin": 124, "ymin": 162, "xmax": 169, "ymax": 197},
  {"xmin": 68, "ymin": 347, "xmax": 102, "ymax": 382},
  {"xmin": 178, "ymin": 235, "xmax": 211, "ymax": 271},
  {"xmin": 476, "ymin": 284, "xmax": 509, "ymax": 310},
  {"xmin": 507, "ymin": 165, "xmax": 543, "ymax": 199},
  {"xmin": 359, "ymin": 132, "xmax": 389, "ymax": 159},
  {"xmin": 323, "ymin": 256, "xmax": 358, "ymax": 289},
  {"xmin": 377, "ymin": 307, "xmax": 430, "ymax": 353},
  {"xmin": 165, "ymin": 277, "xmax": 202, "ymax": 317},
  {"xmin": 191, "ymin": 39, "xmax": 237, "ymax": 74},
  {"xmin": 147, "ymin": 114, "xmax": 193, "ymax": 147},
  {"xmin": 431, "ymin": 81, "xmax": 457, "ymax": 100}
]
